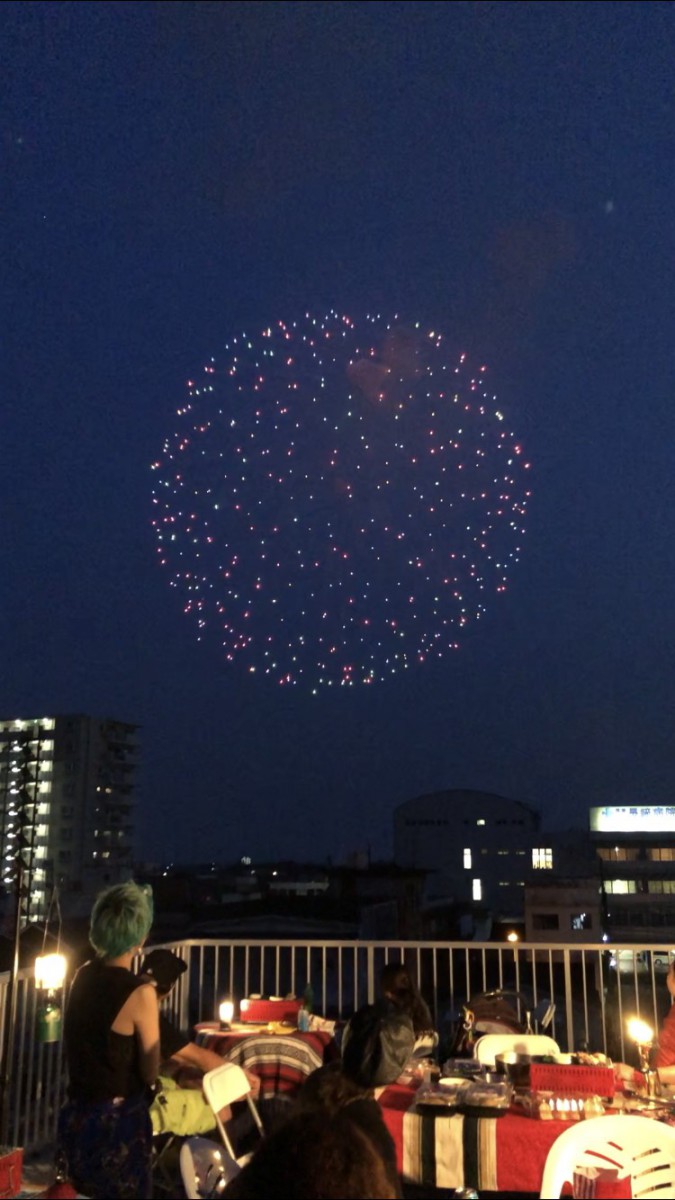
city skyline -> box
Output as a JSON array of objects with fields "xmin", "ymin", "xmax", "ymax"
[{"xmin": 3, "ymin": 1, "xmax": 674, "ymax": 864}]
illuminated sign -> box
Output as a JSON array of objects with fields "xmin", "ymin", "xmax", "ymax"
[{"xmin": 590, "ymin": 806, "xmax": 675, "ymax": 833}]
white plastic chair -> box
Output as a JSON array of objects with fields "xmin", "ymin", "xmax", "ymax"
[
  {"xmin": 539, "ymin": 1113, "xmax": 675, "ymax": 1199},
  {"xmin": 473, "ymin": 1032, "xmax": 560, "ymax": 1067},
  {"xmin": 179, "ymin": 1136, "xmax": 240, "ymax": 1199},
  {"xmin": 202, "ymin": 1061, "xmax": 264, "ymax": 1162}
]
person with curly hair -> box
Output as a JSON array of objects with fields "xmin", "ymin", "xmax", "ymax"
[
  {"xmin": 222, "ymin": 1110, "xmax": 398, "ymax": 1199},
  {"xmin": 292, "ymin": 1001, "xmax": 412, "ymax": 1197}
]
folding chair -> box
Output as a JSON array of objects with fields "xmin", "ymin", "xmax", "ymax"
[
  {"xmin": 152, "ymin": 1132, "xmax": 181, "ymax": 1196},
  {"xmin": 179, "ymin": 1136, "xmax": 240, "ymax": 1200},
  {"xmin": 202, "ymin": 1061, "xmax": 264, "ymax": 1164}
]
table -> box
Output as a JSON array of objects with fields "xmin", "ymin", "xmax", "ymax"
[
  {"xmin": 198, "ymin": 1028, "xmax": 338, "ymax": 1099},
  {"xmin": 379, "ymin": 1082, "xmax": 579, "ymax": 1193}
]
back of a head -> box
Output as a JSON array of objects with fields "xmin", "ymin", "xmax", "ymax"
[
  {"xmin": 222, "ymin": 1111, "xmax": 397, "ymax": 1199},
  {"xmin": 89, "ymin": 881, "xmax": 154, "ymax": 959},
  {"xmin": 380, "ymin": 963, "xmax": 414, "ymax": 1002},
  {"xmin": 140, "ymin": 947, "xmax": 187, "ymax": 996},
  {"xmin": 296, "ymin": 1062, "xmax": 366, "ymax": 1116},
  {"xmin": 379, "ymin": 964, "xmax": 433, "ymax": 1034},
  {"xmin": 341, "ymin": 1002, "xmax": 414, "ymax": 1089}
]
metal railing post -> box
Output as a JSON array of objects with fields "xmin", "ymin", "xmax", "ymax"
[
  {"xmin": 366, "ymin": 943, "xmax": 375, "ymax": 1004},
  {"xmin": 563, "ymin": 948, "xmax": 575, "ymax": 1052}
]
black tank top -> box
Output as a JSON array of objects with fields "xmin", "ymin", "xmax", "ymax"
[{"xmin": 64, "ymin": 959, "xmax": 147, "ymax": 1102}]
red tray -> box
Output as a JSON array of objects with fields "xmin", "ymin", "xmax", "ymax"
[
  {"xmin": 0, "ymin": 1148, "xmax": 23, "ymax": 1199},
  {"xmin": 239, "ymin": 997, "xmax": 303, "ymax": 1024},
  {"xmin": 529, "ymin": 1062, "xmax": 615, "ymax": 1098}
]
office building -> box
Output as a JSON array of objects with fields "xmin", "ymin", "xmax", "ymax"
[
  {"xmin": 394, "ymin": 788, "xmax": 547, "ymax": 918},
  {"xmin": 0, "ymin": 714, "xmax": 138, "ymax": 920}
]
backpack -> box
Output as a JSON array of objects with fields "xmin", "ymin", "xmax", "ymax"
[{"xmin": 342, "ymin": 1002, "xmax": 415, "ymax": 1087}]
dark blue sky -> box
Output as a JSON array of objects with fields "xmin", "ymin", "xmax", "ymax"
[{"xmin": 3, "ymin": 1, "xmax": 674, "ymax": 864}]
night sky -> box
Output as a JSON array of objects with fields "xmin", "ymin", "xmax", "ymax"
[{"xmin": 3, "ymin": 1, "xmax": 674, "ymax": 866}]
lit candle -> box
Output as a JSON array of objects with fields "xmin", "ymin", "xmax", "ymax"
[{"xmin": 219, "ymin": 999, "xmax": 234, "ymax": 1026}]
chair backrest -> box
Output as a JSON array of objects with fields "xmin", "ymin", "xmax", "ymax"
[
  {"xmin": 179, "ymin": 1136, "xmax": 240, "ymax": 1200},
  {"xmin": 539, "ymin": 1114, "xmax": 675, "ymax": 1199},
  {"xmin": 473, "ymin": 1033, "xmax": 560, "ymax": 1066},
  {"xmin": 202, "ymin": 1061, "xmax": 252, "ymax": 1109},
  {"xmin": 202, "ymin": 1061, "xmax": 264, "ymax": 1161}
]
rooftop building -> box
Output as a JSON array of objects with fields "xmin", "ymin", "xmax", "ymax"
[{"xmin": 0, "ymin": 714, "xmax": 138, "ymax": 920}]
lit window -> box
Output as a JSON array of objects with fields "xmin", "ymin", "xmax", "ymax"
[
  {"xmin": 463, "ymin": 848, "xmax": 472, "ymax": 869},
  {"xmin": 532, "ymin": 848, "xmax": 553, "ymax": 869},
  {"xmin": 472, "ymin": 878, "xmax": 482, "ymax": 901},
  {"xmin": 477, "ymin": 819, "xmax": 486, "ymax": 826},
  {"xmin": 571, "ymin": 912, "xmax": 592, "ymax": 931},
  {"xmin": 606, "ymin": 880, "xmax": 636, "ymax": 894}
]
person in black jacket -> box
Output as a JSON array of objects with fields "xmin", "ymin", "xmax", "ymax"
[{"xmin": 140, "ymin": 948, "xmax": 260, "ymax": 1136}]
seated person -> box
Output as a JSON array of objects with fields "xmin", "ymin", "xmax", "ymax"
[
  {"xmin": 379, "ymin": 962, "xmax": 437, "ymax": 1054},
  {"xmin": 140, "ymin": 949, "xmax": 260, "ymax": 1137},
  {"xmin": 293, "ymin": 1001, "xmax": 412, "ymax": 1197},
  {"xmin": 221, "ymin": 1110, "xmax": 398, "ymax": 1199}
]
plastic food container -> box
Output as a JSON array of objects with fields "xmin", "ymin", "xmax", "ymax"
[
  {"xmin": 414, "ymin": 1079, "xmax": 470, "ymax": 1112},
  {"xmin": 458, "ymin": 1079, "xmax": 513, "ymax": 1117}
]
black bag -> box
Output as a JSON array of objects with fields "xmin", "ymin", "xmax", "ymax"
[{"xmin": 342, "ymin": 1002, "xmax": 415, "ymax": 1087}]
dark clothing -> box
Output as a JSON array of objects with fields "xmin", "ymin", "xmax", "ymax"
[
  {"xmin": 60, "ymin": 958, "xmax": 153, "ymax": 1199},
  {"xmin": 58, "ymin": 1091, "xmax": 153, "ymax": 1200},
  {"xmin": 386, "ymin": 989, "xmax": 434, "ymax": 1035},
  {"xmin": 159, "ymin": 1011, "xmax": 188, "ymax": 1062},
  {"xmin": 343, "ymin": 1096, "xmax": 402, "ymax": 1197},
  {"xmin": 64, "ymin": 959, "xmax": 148, "ymax": 1103},
  {"xmin": 296, "ymin": 1064, "xmax": 402, "ymax": 1198}
]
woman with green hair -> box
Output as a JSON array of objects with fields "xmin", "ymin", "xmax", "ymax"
[{"xmin": 57, "ymin": 881, "xmax": 160, "ymax": 1199}]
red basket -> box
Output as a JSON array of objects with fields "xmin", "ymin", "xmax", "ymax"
[
  {"xmin": 0, "ymin": 1147, "xmax": 23, "ymax": 1199},
  {"xmin": 529, "ymin": 1063, "xmax": 615, "ymax": 1098},
  {"xmin": 239, "ymin": 997, "xmax": 303, "ymax": 1024}
]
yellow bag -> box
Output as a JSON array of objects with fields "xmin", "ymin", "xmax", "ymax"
[{"xmin": 150, "ymin": 1075, "xmax": 217, "ymax": 1137}]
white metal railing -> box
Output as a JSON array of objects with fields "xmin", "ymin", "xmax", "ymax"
[
  {"xmin": 4, "ymin": 939, "xmax": 673, "ymax": 1152},
  {"xmin": 163, "ymin": 939, "xmax": 674, "ymax": 1063}
]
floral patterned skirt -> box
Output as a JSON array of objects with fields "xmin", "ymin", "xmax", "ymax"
[{"xmin": 57, "ymin": 1089, "xmax": 153, "ymax": 1199}]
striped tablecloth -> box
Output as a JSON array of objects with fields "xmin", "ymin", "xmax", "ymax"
[
  {"xmin": 379, "ymin": 1082, "xmax": 578, "ymax": 1193},
  {"xmin": 200, "ymin": 1029, "xmax": 337, "ymax": 1099}
]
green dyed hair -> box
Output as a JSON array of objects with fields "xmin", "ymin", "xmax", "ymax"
[{"xmin": 89, "ymin": 881, "xmax": 154, "ymax": 958}]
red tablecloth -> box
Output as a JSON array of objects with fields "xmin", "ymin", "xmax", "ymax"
[
  {"xmin": 199, "ymin": 1029, "xmax": 337, "ymax": 1099},
  {"xmin": 379, "ymin": 1082, "xmax": 580, "ymax": 1193}
]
